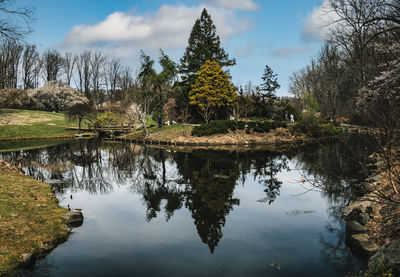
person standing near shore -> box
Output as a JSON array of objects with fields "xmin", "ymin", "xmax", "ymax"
[
  {"xmin": 290, "ymin": 114, "xmax": 294, "ymax": 123},
  {"xmin": 158, "ymin": 115, "xmax": 162, "ymax": 128}
]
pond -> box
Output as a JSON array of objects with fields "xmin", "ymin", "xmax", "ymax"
[{"xmin": 0, "ymin": 135, "xmax": 375, "ymax": 277}]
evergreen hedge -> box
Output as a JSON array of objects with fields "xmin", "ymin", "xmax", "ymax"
[{"xmin": 192, "ymin": 120, "xmax": 287, "ymax": 137}]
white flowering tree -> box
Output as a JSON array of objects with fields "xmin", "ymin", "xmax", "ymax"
[
  {"xmin": 32, "ymin": 81, "xmax": 89, "ymax": 112},
  {"xmin": 357, "ymin": 42, "xmax": 400, "ymax": 198}
]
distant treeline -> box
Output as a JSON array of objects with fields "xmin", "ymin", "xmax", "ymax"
[
  {"xmin": 0, "ymin": 8, "xmax": 296, "ymax": 123},
  {"xmin": 289, "ymin": 0, "xmax": 400, "ymax": 123}
]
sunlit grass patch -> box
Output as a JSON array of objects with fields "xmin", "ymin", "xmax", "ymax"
[
  {"xmin": 124, "ymin": 124, "xmax": 194, "ymax": 140},
  {"xmin": 0, "ymin": 167, "xmax": 70, "ymax": 275},
  {"xmin": 0, "ymin": 109, "xmax": 78, "ymax": 140}
]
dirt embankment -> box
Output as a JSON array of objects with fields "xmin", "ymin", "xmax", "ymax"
[{"xmin": 127, "ymin": 128, "xmax": 314, "ymax": 147}]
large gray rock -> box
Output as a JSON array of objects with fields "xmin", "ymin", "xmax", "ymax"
[
  {"xmin": 347, "ymin": 233, "xmax": 379, "ymax": 259},
  {"xmin": 369, "ymin": 240, "xmax": 400, "ymax": 276},
  {"xmin": 38, "ymin": 241, "xmax": 53, "ymax": 252},
  {"xmin": 63, "ymin": 211, "xmax": 84, "ymax": 227},
  {"xmin": 20, "ymin": 253, "xmax": 34, "ymax": 266},
  {"xmin": 342, "ymin": 193, "xmax": 380, "ymax": 221},
  {"xmin": 357, "ymin": 212, "xmax": 370, "ymax": 226},
  {"xmin": 346, "ymin": 220, "xmax": 367, "ymax": 235}
]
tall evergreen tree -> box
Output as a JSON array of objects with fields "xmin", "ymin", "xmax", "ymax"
[
  {"xmin": 260, "ymin": 65, "xmax": 280, "ymax": 99},
  {"xmin": 179, "ymin": 8, "xmax": 235, "ymax": 91}
]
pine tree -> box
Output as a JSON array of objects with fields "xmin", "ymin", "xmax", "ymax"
[
  {"xmin": 138, "ymin": 50, "xmax": 156, "ymax": 89},
  {"xmin": 189, "ymin": 60, "xmax": 237, "ymax": 123},
  {"xmin": 180, "ymin": 9, "xmax": 235, "ymax": 92},
  {"xmin": 260, "ymin": 65, "xmax": 280, "ymax": 99}
]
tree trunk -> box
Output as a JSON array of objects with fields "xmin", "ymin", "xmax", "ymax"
[{"xmin": 78, "ymin": 116, "xmax": 82, "ymax": 131}]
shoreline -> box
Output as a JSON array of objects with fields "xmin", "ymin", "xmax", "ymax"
[
  {"xmin": 0, "ymin": 162, "xmax": 83, "ymax": 276},
  {"xmin": 343, "ymin": 154, "xmax": 400, "ymax": 275},
  {"xmin": 0, "ymin": 132, "xmax": 96, "ymax": 142},
  {"xmin": 0, "ymin": 130, "xmax": 362, "ymax": 276},
  {"xmin": 0, "ymin": 125, "xmax": 341, "ymax": 151},
  {"xmin": 117, "ymin": 126, "xmax": 341, "ymax": 149},
  {"xmin": 114, "ymin": 135, "xmax": 339, "ymax": 151}
]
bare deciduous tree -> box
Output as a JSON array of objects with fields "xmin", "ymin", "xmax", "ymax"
[
  {"xmin": 75, "ymin": 50, "xmax": 91, "ymax": 100},
  {"xmin": 22, "ymin": 44, "xmax": 39, "ymax": 89},
  {"xmin": 328, "ymin": 0, "xmax": 383, "ymax": 85},
  {"xmin": 106, "ymin": 57, "xmax": 121, "ymax": 101},
  {"xmin": 63, "ymin": 52, "xmax": 75, "ymax": 86},
  {"xmin": 0, "ymin": 0, "xmax": 33, "ymax": 41},
  {"xmin": 0, "ymin": 41, "xmax": 22, "ymax": 88},
  {"xmin": 90, "ymin": 51, "xmax": 106, "ymax": 106},
  {"xmin": 120, "ymin": 66, "xmax": 135, "ymax": 103},
  {"xmin": 357, "ymin": 41, "xmax": 400, "ymax": 199},
  {"xmin": 43, "ymin": 49, "xmax": 64, "ymax": 82}
]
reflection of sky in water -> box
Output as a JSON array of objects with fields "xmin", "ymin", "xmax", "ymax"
[{"xmin": 4, "ymin": 138, "xmax": 372, "ymax": 277}]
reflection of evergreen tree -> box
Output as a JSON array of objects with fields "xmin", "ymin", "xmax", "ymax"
[
  {"xmin": 175, "ymin": 151, "xmax": 240, "ymax": 253},
  {"xmin": 252, "ymin": 154, "xmax": 289, "ymax": 204}
]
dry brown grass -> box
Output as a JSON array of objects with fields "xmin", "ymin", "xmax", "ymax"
[
  {"xmin": 367, "ymin": 166, "xmax": 400, "ymax": 246},
  {"xmin": 0, "ymin": 162, "xmax": 70, "ymax": 275},
  {"xmin": 135, "ymin": 125, "xmax": 306, "ymax": 145},
  {"xmin": 170, "ymin": 128, "xmax": 304, "ymax": 145}
]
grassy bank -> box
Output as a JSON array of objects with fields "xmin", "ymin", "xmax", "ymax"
[
  {"xmin": 124, "ymin": 124, "xmax": 194, "ymax": 141},
  {"xmin": 0, "ymin": 164, "xmax": 70, "ymax": 275},
  {"xmin": 0, "ymin": 109, "xmax": 84, "ymax": 141},
  {"xmin": 122, "ymin": 122, "xmax": 310, "ymax": 146},
  {"xmin": 0, "ymin": 139, "xmax": 74, "ymax": 153},
  {"xmin": 122, "ymin": 118, "xmax": 342, "ymax": 147}
]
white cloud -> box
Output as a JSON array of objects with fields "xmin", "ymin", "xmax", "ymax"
[
  {"xmin": 269, "ymin": 46, "xmax": 309, "ymax": 57},
  {"xmin": 62, "ymin": 4, "xmax": 252, "ymax": 59},
  {"xmin": 197, "ymin": 0, "xmax": 259, "ymax": 11},
  {"xmin": 301, "ymin": 0, "xmax": 339, "ymax": 41}
]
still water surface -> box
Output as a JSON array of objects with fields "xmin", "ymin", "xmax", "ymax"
[{"xmin": 0, "ymin": 136, "xmax": 374, "ymax": 276}]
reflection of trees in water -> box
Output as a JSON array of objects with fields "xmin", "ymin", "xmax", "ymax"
[
  {"xmin": 294, "ymin": 135, "xmax": 372, "ymax": 274},
  {"xmin": 132, "ymin": 148, "xmax": 185, "ymax": 222},
  {"xmin": 174, "ymin": 151, "xmax": 241, "ymax": 253},
  {"xmin": 172, "ymin": 149, "xmax": 292, "ymax": 252},
  {"xmin": 319, "ymin": 206, "xmax": 365, "ymax": 275},
  {"xmin": 2, "ymin": 139, "xmax": 369, "ymax": 262},
  {"xmin": 0, "ymin": 142, "xmax": 293, "ymax": 253},
  {"xmin": 105, "ymin": 145, "xmax": 178, "ymax": 221},
  {"xmin": 250, "ymin": 152, "xmax": 290, "ymax": 204},
  {"xmin": 295, "ymin": 135, "xmax": 375, "ymax": 201},
  {"xmin": 0, "ymin": 140, "xmax": 115, "ymax": 194}
]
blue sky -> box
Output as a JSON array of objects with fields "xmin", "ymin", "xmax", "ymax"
[{"xmin": 20, "ymin": 0, "xmax": 330, "ymax": 96}]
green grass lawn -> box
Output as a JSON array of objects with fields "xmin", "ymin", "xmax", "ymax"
[
  {"xmin": 0, "ymin": 139, "xmax": 74, "ymax": 152},
  {"xmin": 0, "ymin": 109, "xmax": 91, "ymax": 141},
  {"xmin": 124, "ymin": 123, "xmax": 194, "ymax": 140}
]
